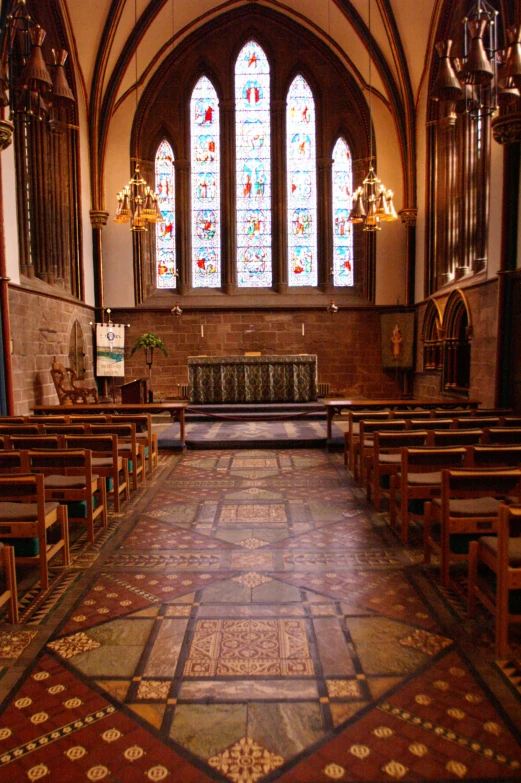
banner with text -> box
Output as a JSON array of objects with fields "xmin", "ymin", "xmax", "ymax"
[{"xmin": 96, "ymin": 323, "xmax": 125, "ymax": 377}]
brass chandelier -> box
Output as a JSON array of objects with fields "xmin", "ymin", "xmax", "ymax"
[
  {"xmin": 0, "ymin": 0, "xmax": 75, "ymax": 151},
  {"xmin": 348, "ymin": 0, "xmax": 398, "ymax": 232},
  {"xmin": 114, "ymin": 0, "xmax": 164, "ymax": 232},
  {"xmin": 114, "ymin": 164, "xmax": 164, "ymax": 232},
  {"xmin": 431, "ymin": 0, "xmax": 521, "ymax": 117}
]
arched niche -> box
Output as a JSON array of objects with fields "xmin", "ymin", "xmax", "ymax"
[
  {"xmin": 421, "ymin": 298, "xmax": 443, "ymax": 371},
  {"xmin": 68, "ymin": 320, "xmax": 86, "ymax": 381},
  {"xmin": 442, "ymin": 289, "xmax": 472, "ymax": 393}
]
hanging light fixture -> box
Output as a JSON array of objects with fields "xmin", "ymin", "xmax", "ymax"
[
  {"xmin": 348, "ymin": 0, "xmax": 398, "ymax": 232},
  {"xmin": 431, "ymin": 1, "xmax": 521, "ymax": 118},
  {"xmin": 0, "ymin": 0, "xmax": 75, "ymax": 151},
  {"xmin": 113, "ymin": 0, "xmax": 163, "ymax": 232}
]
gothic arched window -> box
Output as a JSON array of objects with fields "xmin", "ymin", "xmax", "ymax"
[
  {"xmin": 287, "ymin": 75, "xmax": 317, "ymax": 287},
  {"xmin": 191, "ymin": 76, "xmax": 221, "ymax": 288},
  {"xmin": 155, "ymin": 140, "xmax": 176, "ymax": 289},
  {"xmin": 332, "ymin": 138, "xmax": 353, "ymax": 287},
  {"xmin": 235, "ymin": 41, "xmax": 272, "ymax": 288}
]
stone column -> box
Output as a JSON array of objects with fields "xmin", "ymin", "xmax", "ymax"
[
  {"xmin": 221, "ymin": 99, "xmax": 236, "ymax": 294},
  {"xmin": 174, "ymin": 159, "xmax": 190, "ymax": 296},
  {"xmin": 317, "ymin": 156, "xmax": 333, "ymax": 291},
  {"xmin": 399, "ymin": 208, "xmax": 418, "ymax": 306},
  {"xmin": 491, "ymin": 111, "xmax": 521, "ymax": 408},
  {"xmin": 89, "ymin": 210, "xmax": 109, "ymax": 312},
  {"xmin": 272, "ymin": 99, "xmax": 287, "ymax": 293}
]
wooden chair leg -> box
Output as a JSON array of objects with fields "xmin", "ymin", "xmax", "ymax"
[
  {"xmin": 3, "ymin": 545, "xmax": 18, "ymax": 624},
  {"xmin": 423, "ymin": 501, "xmax": 433, "ymax": 564},
  {"xmin": 467, "ymin": 541, "xmax": 478, "ymax": 616},
  {"xmin": 59, "ymin": 506, "xmax": 70, "ymax": 567},
  {"xmin": 38, "ymin": 523, "xmax": 49, "ymax": 591}
]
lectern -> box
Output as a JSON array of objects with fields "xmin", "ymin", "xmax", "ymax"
[{"xmin": 120, "ymin": 378, "xmax": 148, "ymax": 404}]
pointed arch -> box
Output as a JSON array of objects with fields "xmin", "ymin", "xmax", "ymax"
[
  {"xmin": 332, "ymin": 137, "xmax": 353, "ymax": 287},
  {"xmin": 442, "ymin": 289, "xmax": 472, "ymax": 392},
  {"xmin": 235, "ymin": 40, "xmax": 272, "ymax": 288},
  {"xmin": 287, "ymin": 74, "xmax": 317, "ymax": 287},
  {"xmin": 155, "ymin": 139, "xmax": 176, "ymax": 289},
  {"xmin": 191, "ymin": 75, "xmax": 221, "ymax": 288},
  {"xmin": 421, "ymin": 298, "xmax": 443, "ymax": 371}
]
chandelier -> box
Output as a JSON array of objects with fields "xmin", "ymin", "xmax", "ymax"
[
  {"xmin": 0, "ymin": 0, "xmax": 75, "ymax": 151},
  {"xmin": 431, "ymin": 1, "xmax": 521, "ymax": 117},
  {"xmin": 348, "ymin": 0, "xmax": 398, "ymax": 232},
  {"xmin": 114, "ymin": 164, "xmax": 164, "ymax": 232},
  {"xmin": 113, "ymin": 0, "xmax": 164, "ymax": 232}
]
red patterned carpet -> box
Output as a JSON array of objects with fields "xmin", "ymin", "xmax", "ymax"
[{"xmin": 0, "ymin": 449, "xmax": 520, "ymax": 782}]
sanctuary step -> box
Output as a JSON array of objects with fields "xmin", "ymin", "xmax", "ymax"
[{"xmin": 185, "ymin": 402, "xmax": 325, "ymax": 421}]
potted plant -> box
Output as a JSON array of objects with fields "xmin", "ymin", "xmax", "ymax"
[{"xmin": 130, "ymin": 332, "xmax": 168, "ymax": 402}]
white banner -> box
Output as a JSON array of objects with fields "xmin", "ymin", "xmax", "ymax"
[{"xmin": 96, "ymin": 323, "xmax": 125, "ymax": 377}]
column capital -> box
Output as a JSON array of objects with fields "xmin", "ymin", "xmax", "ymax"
[
  {"xmin": 398, "ymin": 208, "xmax": 418, "ymax": 227},
  {"xmin": 89, "ymin": 210, "xmax": 109, "ymax": 230},
  {"xmin": 491, "ymin": 111, "xmax": 521, "ymax": 145}
]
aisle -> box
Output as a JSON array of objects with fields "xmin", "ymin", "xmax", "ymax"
[{"xmin": 0, "ymin": 449, "xmax": 520, "ymax": 782}]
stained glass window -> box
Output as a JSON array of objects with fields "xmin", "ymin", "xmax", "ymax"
[
  {"xmin": 235, "ymin": 42, "xmax": 271, "ymax": 288},
  {"xmin": 191, "ymin": 76, "xmax": 220, "ymax": 288},
  {"xmin": 332, "ymin": 137, "xmax": 354, "ymax": 286},
  {"xmin": 287, "ymin": 75, "xmax": 317, "ymax": 287},
  {"xmin": 155, "ymin": 140, "xmax": 176, "ymax": 289}
]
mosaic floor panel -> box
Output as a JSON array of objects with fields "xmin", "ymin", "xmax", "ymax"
[{"xmin": 0, "ymin": 447, "xmax": 521, "ymax": 782}]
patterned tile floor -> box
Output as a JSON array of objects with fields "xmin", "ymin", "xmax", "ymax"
[{"xmin": 0, "ymin": 449, "xmax": 521, "ymax": 782}]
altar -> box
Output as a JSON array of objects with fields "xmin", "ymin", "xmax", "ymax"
[{"xmin": 188, "ymin": 354, "xmax": 317, "ymax": 404}]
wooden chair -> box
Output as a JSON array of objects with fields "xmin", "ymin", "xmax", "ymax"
[
  {"xmin": 25, "ymin": 416, "xmax": 69, "ymax": 425},
  {"xmin": 87, "ymin": 423, "xmax": 145, "ymax": 491},
  {"xmin": 110, "ymin": 414, "xmax": 158, "ymax": 475},
  {"xmin": 0, "ymin": 424, "xmax": 40, "ymax": 436},
  {"xmin": 393, "ymin": 410, "xmax": 433, "ymax": 420},
  {"xmin": 424, "ymin": 468, "xmax": 521, "ymax": 588},
  {"xmin": 50, "ymin": 357, "xmax": 98, "ymax": 405},
  {"xmin": 409, "ymin": 418, "xmax": 453, "ymax": 431},
  {"xmin": 501, "ymin": 418, "xmax": 521, "ymax": 429},
  {"xmin": 23, "ymin": 449, "xmax": 107, "ymax": 544},
  {"xmin": 468, "ymin": 504, "xmax": 521, "ymax": 658},
  {"xmin": 62, "ymin": 435, "xmax": 129, "ymax": 513},
  {"xmin": 454, "ymin": 417, "xmax": 499, "ymax": 429},
  {"xmin": 429, "ymin": 429, "xmax": 484, "ymax": 447},
  {"xmin": 41, "ymin": 423, "xmax": 86, "ymax": 436},
  {"xmin": 471, "ymin": 445, "xmax": 521, "ymax": 469},
  {"xmin": 0, "ymin": 543, "xmax": 18, "ymax": 623},
  {"xmin": 345, "ymin": 410, "xmax": 393, "ymax": 472},
  {"xmin": 0, "ymin": 473, "xmax": 69, "ymax": 590},
  {"xmin": 68, "ymin": 415, "xmax": 110, "ymax": 425},
  {"xmin": 0, "ymin": 417, "xmax": 26, "ymax": 424},
  {"xmin": 390, "ymin": 446, "xmax": 469, "ymax": 545},
  {"xmin": 367, "ymin": 430, "xmax": 429, "ymax": 510},
  {"xmin": 0, "ymin": 450, "xmax": 25, "ymax": 473},
  {"xmin": 355, "ymin": 419, "xmax": 407, "ymax": 486},
  {"xmin": 6, "ymin": 435, "xmax": 61, "ymax": 451},
  {"xmin": 484, "ymin": 428, "xmax": 521, "ymax": 445}
]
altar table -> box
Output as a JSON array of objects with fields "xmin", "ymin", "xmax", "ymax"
[{"xmin": 188, "ymin": 355, "xmax": 317, "ymax": 404}]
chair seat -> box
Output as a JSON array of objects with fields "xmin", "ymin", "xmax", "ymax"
[
  {"xmin": 44, "ymin": 474, "xmax": 99, "ymax": 489},
  {"xmin": 379, "ymin": 454, "xmax": 401, "ymax": 465},
  {"xmin": 0, "ymin": 500, "xmax": 60, "ymax": 520},
  {"xmin": 117, "ymin": 443, "xmax": 132, "ymax": 453},
  {"xmin": 399, "ymin": 471, "xmax": 442, "ymax": 486},
  {"xmin": 351, "ymin": 423, "xmax": 360, "ymax": 435},
  {"xmin": 479, "ymin": 535, "xmax": 521, "ymax": 566},
  {"xmin": 432, "ymin": 496, "xmax": 502, "ymax": 516},
  {"xmin": 92, "ymin": 457, "xmax": 113, "ymax": 467},
  {"xmin": 363, "ymin": 437, "xmax": 374, "ymax": 447}
]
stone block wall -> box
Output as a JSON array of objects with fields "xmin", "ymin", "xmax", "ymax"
[
  {"xmin": 413, "ymin": 278, "xmax": 499, "ymax": 408},
  {"xmin": 8, "ymin": 285, "xmax": 96, "ymax": 413},
  {"xmin": 113, "ymin": 308, "xmax": 402, "ymax": 401}
]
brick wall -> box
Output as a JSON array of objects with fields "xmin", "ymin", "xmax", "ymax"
[
  {"xmin": 113, "ymin": 308, "xmax": 402, "ymax": 400},
  {"xmin": 9, "ymin": 286, "xmax": 95, "ymax": 414},
  {"xmin": 413, "ymin": 279, "xmax": 499, "ymax": 408}
]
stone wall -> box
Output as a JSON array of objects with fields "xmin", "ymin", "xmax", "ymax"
[
  {"xmin": 8, "ymin": 285, "xmax": 96, "ymax": 413},
  {"xmin": 413, "ymin": 278, "xmax": 499, "ymax": 408},
  {"xmin": 113, "ymin": 308, "xmax": 402, "ymax": 401}
]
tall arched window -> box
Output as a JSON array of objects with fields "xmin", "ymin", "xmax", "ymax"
[
  {"xmin": 235, "ymin": 41, "xmax": 272, "ymax": 288},
  {"xmin": 155, "ymin": 140, "xmax": 176, "ymax": 289},
  {"xmin": 191, "ymin": 76, "xmax": 221, "ymax": 288},
  {"xmin": 287, "ymin": 75, "xmax": 317, "ymax": 287},
  {"xmin": 332, "ymin": 138, "xmax": 353, "ymax": 287}
]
